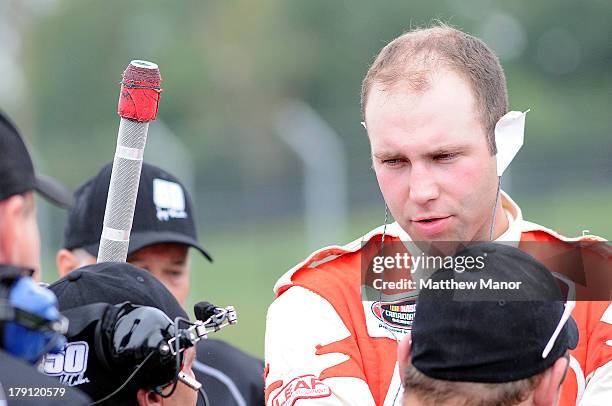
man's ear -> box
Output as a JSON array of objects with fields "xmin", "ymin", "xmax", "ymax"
[
  {"xmin": 533, "ymin": 356, "xmax": 570, "ymax": 406},
  {"xmin": 56, "ymin": 249, "xmax": 79, "ymax": 278},
  {"xmin": 0, "ymin": 195, "xmax": 26, "ymax": 265},
  {"xmin": 136, "ymin": 388, "xmax": 163, "ymax": 406}
]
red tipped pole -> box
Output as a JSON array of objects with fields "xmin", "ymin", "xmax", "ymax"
[{"xmin": 97, "ymin": 60, "xmax": 162, "ymax": 263}]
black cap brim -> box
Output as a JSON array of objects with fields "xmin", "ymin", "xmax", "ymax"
[
  {"xmin": 35, "ymin": 174, "xmax": 74, "ymax": 209},
  {"xmin": 83, "ymin": 230, "xmax": 213, "ymax": 262}
]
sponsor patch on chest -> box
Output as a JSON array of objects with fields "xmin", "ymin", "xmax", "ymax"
[
  {"xmin": 271, "ymin": 375, "xmax": 331, "ymax": 406},
  {"xmin": 372, "ymin": 298, "xmax": 417, "ymax": 334}
]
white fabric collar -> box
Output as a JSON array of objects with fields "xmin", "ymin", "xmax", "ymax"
[{"xmin": 497, "ymin": 190, "xmax": 523, "ymax": 242}]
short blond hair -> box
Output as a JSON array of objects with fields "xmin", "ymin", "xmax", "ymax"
[{"xmin": 361, "ymin": 23, "xmax": 508, "ymax": 154}]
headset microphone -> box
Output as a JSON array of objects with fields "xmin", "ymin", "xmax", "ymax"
[
  {"xmin": 53, "ymin": 300, "xmax": 237, "ymax": 406},
  {"xmin": 194, "ymin": 301, "xmax": 218, "ymax": 321}
]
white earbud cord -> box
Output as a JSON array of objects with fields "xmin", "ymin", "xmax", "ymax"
[
  {"xmin": 489, "ymin": 177, "xmax": 502, "ymax": 241},
  {"xmin": 376, "ymin": 204, "xmax": 410, "ymax": 405}
]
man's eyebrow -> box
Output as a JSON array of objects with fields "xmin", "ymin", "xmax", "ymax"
[
  {"xmin": 171, "ymin": 256, "xmax": 187, "ymax": 264},
  {"xmin": 373, "ymin": 145, "xmax": 468, "ymax": 160},
  {"xmin": 426, "ymin": 145, "xmax": 468, "ymax": 157},
  {"xmin": 372, "ymin": 151, "xmax": 404, "ymax": 160}
]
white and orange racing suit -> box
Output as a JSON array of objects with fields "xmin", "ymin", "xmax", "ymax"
[{"xmin": 264, "ymin": 192, "xmax": 611, "ymax": 406}]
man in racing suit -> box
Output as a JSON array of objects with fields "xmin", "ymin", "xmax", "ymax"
[{"xmin": 264, "ymin": 24, "xmax": 611, "ymax": 406}]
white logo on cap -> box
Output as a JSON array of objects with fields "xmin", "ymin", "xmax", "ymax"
[
  {"xmin": 41, "ymin": 341, "xmax": 90, "ymax": 386},
  {"xmin": 153, "ymin": 178, "xmax": 188, "ymax": 221}
]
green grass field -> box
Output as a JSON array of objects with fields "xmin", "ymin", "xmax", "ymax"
[{"xmin": 187, "ymin": 186, "xmax": 611, "ymax": 358}]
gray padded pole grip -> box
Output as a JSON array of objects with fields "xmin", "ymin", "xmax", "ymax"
[{"xmin": 97, "ymin": 118, "xmax": 149, "ymax": 262}]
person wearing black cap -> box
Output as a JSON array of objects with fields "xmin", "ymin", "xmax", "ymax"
[
  {"xmin": 399, "ymin": 243, "xmax": 577, "ymax": 406},
  {"xmin": 0, "ymin": 110, "xmax": 90, "ymax": 405},
  {"xmin": 57, "ymin": 162, "xmax": 212, "ymax": 304},
  {"xmin": 45, "ymin": 262, "xmax": 199, "ymax": 406},
  {"xmin": 0, "ymin": 111, "xmax": 73, "ymax": 280},
  {"xmin": 56, "ymin": 162, "xmax": 265, "ymax": 406}
]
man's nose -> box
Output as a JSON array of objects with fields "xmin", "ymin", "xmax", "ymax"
[{"xmin": 407, "ymin": 165, "xmax": 439, "ymax": 205}]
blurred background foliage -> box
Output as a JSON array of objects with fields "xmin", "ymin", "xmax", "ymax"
[{"xmin": 1, "ymin": 0, "xmax": 610, "ymax": 357}]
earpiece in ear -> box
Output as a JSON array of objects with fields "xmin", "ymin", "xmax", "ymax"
[
  {"xmin": 361, "ymin": 121, "xmax": 367, "ymax": 130},
  {"xmin": 495, "ymin": 109, "xmax": 529, "ymax": 176}
]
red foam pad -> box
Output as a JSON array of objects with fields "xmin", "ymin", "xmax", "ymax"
[{"xmin": 117, "ymin": 61, "xmax": 162, "ymax": 122}]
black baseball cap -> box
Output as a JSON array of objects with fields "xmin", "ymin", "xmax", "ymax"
[
  {"xmin": 411, "ymin": 242, "xmax": 579, "ymax": 383},
  {"xmin": 49, "ymin": 262, "xmax": 188, "ymax": 319},
  {"xmin": 0, "ymin": 110, "xmax": 73, "ymax": 207},
  {"xmin": 47, "ymin": 262, "xmax": 189, "ymax": 403},
  {"xmin": 63, "ymin": 162, "xmax": 212, "ymax": 261}
]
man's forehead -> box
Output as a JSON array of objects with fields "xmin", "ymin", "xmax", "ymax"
[
  {"xmin": 128, "ymin": 243, "xmax": 190, "ymax": 260},
  {"xmin": 366, "ymin": 80, "xmax": 483, "ymax": 152},
  {"xmin": 368, "ymin": 121, "xmax": 484, "ymax": 160},
  {"xmin": 365, "ymin": 81, "xmax": 424, "ymax": 117},
  {"xmin": 365, "ymin": 69, "xmax": 476, "ymax": 119}
]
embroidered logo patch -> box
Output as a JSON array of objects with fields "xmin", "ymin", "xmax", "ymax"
[
  {"xmin": 41, "ymin": 341, "xmax": 90, "ymax": 386},
  {"xmin": 271, "ymin": 375, "xmax": 331, "ymax": 406},
  {"xmin": 372, "ymin": 298, "xmax": 417, "ymax": 332},
  {"xmin": 153, "ymin": 178, "xmax": 187, "ymax": 221}
]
